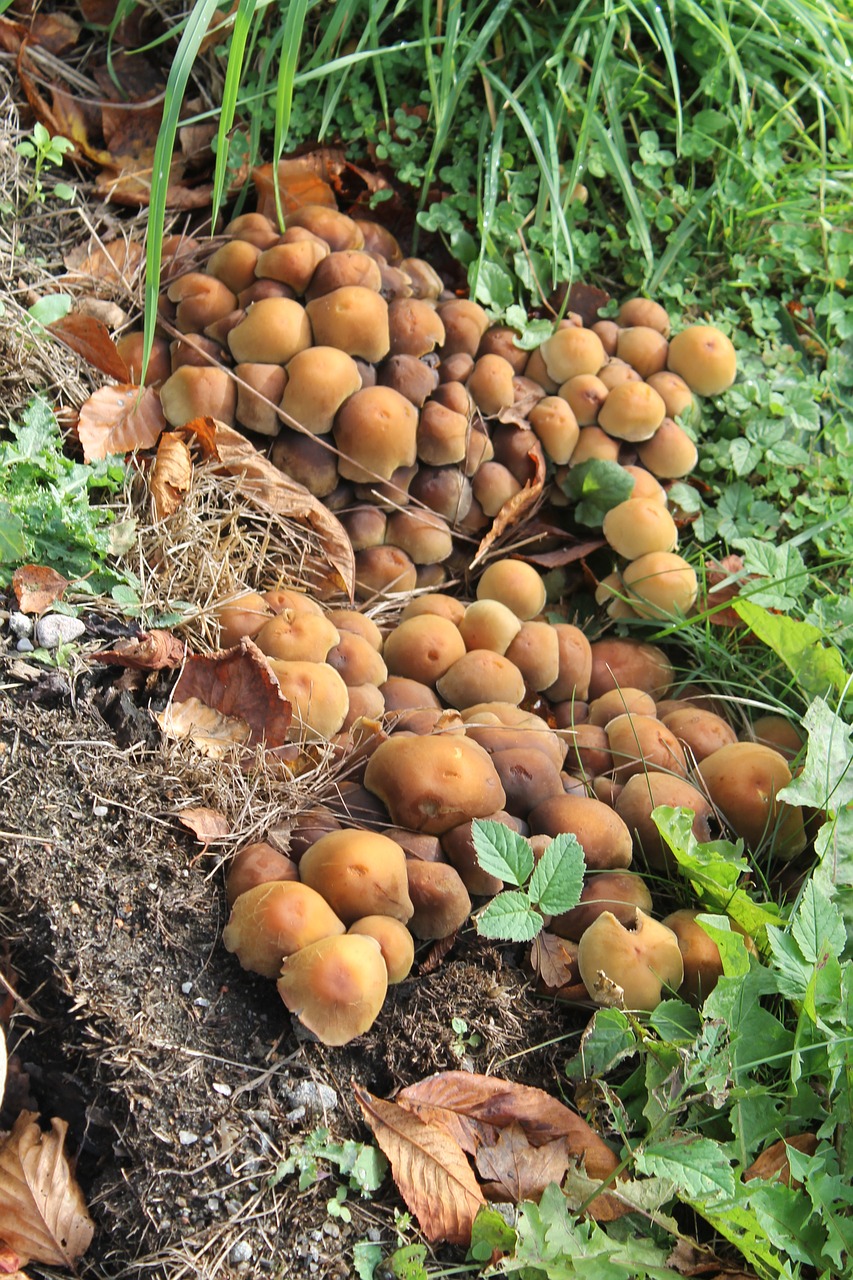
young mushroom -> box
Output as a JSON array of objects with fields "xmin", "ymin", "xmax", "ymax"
[
  {"xmin": 577, "ymin": 908, "xmax": 684, "ymax": 1010},
  {"xmin": 277, "ymin": 933, "xmax": 388, "ymax": 1045},
  {"xmin": 298, "ymin": 829, "xmax": 414, "ymax": 925}
]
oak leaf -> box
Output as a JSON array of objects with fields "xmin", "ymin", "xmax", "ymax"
[
  {"xmin": 77, "ymin": 384, "xmax": 166, "ymax": 462},
  {"xmin": 150, "ymin": 433, "xmax": 192, "ymax": 519},
  {"xmin": 11, "ymin": 566, "xmax": 68, "ymax": 615},
  {"xmin": 354, "ymin": 1083, "xmax": 485, "ymax": 1246},
  {"xmin": 0, "ymin": 1112, "xmax": 94, "ymax": 1268}
]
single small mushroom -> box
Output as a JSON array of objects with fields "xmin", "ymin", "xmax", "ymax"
[
  {"xmin": 504, "ymin": 621, "xmax": 561, "ymax": 692},
  {"xmin": 528, "ymin": 396, "xmax": 580, "ymax": 464},
  {"xmin": 550, "ymin": 870, "xmax": 653, "ymax": 941},
  {"xmin": 234, "ymin": 362, "xmax": 288, "ymax": 436},
  {"xmin": 167, "ymin": 272, "xmax": 238, "ymax": 333},
  {"xmin": 364, "ymin": 733, "xmax": 506, "ymax": 834},
  {"xmin": 605, "ymin": 712, "xmax": 688, "ymax": 781},
  {"xmin": 385, "ymin": 508, "xmax": 453, "ymax": 565},
  {"xmin": 254, "ymin": 612, "xmax": 340, "ymax": 663},
  {"xmin": 437, "ymin": 299, "xmax": 490, "ymax": 357},
  {"xmin": 614, "ymin": 771, "xmax": 714, "ymax": 869},
  {"xmin": 697, "ymin": 742, "xmax": 806, "ymax": 859},
  {"xmin": 569, "ymin": 425, "xmax": 621, "ymax": 466},
  {"xmin": 529, "ymin": 793, "xmax": 633, "ymax": 870},
  {"xmin": 558, "ymin": 373, "xmax": 609, "ymax": 425},
  {"xmin": 160, "ymin": 365, "xmax": 237, "ymax": 429},
  {"xmin": 458, "ymin": 599, "xmax": 522, "ymax": 655},
  {"xmin": 467, "ymin": 353, "xmax": 516, "ymax": 416},
  {"xmin": 280, "ymin": 346, "xmax": 362, "ymax": 435},
  {"xmin": 577, "ymin": 908, "xmax": 683, "ymax": 1010},
  {"xmin": 334, "ymin": 385, "xmax": 418, "ymax": 482},
  {"xmin": 348, "ymin": 916, "xmax": 414, "ymax": 983},
  {"xmin": 387, "ymin": 297, "xmax": 446, "ymax": 357},
  {"xmin": 436, "ymin": 650, "xmax": 527, "ymax": 710},
  {"xmin": 206, "ymin": 239, "xmax": 262, "ymax": 293},
  {"xmin": 617, "ymin": 297, "xmax": 671, "ymax": 337},
  {"xmin": 383, "ymin": 614, "xmax": 467, "ymax": 686},
  {"xmin": 661, "ymin": 706, "xmax": 738, "ymax": 762},
  {"xmin": 622, "ymin": 552, "xmax": 698, "ymax": 618},
  {"xmin": 539, "ymin": 327, "xmax": 605, "ymax": 383},
  {"xmin": 304, "ymin": 249, "xmax": 382, "ymax": 299},
  {"xmin": 305, "ymin": 286, "xmax": 391, "ymax": 362},
  {"xmin": 476, "ymin": 559, "xmax": 547, "ymax": 621},
  {"xmin": 405, "ymin": 859, "xmax": 472, "ymax": 939},
  {"xmin": 596, "ymin": 381, "xmax": 666, "ymax": 442},
  {"xmin": 225, "ymin": 211, "xmax": 279, "ymax": 248},
  {"xmin": 214, "ymin": 590, "xmax": 272, "ymax": 647},
  {"xmin": 266, "ymin": 659, "xmax": 350, "ymax": 739},
  {"xmin": 284, "ymin": 204, "xmax": 365, "ymax": 251},
  {"xmin": 666, "ymin": 324, "xmax": 737, "ymax": 396},
  {"xmin": 615, "ymin": 326, "xmax": 669, "ymax": 378},
  {"xmin": 636, "ymin": 417, "xmax": 698, "ymax": 479},
  {"xmin": 227, "ymin": 297, "xmax": 312, "ymax": 365},
  {"xmin": 588, "ymin": 637, "xmax": 674, "ymax": 701},
  {"xmin": 299, "ymin": 828, "xmax": 414, "ymax": 924},
  {"xmin": 277, "ymin": 933, "xmax": 388, "ymax": 1045},
  {"xmin": 377, "ymin": 354, "xmax": 439, "ymax": 407},
  {"xmin": 602, "ymin": 498, "xmax": 678, "ymax": 560},
  {"xmin": 354, "ymin": 545, "xmax": 418, "ymax": 598},
  {"xmin": 226, "ymin": 841, "xmax": 299, "ymax": 907},
  {"xmin": 222, "ymin": 880, "xmax": 345, "ymax": 978}
]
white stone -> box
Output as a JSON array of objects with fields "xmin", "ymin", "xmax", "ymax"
[{"xmin": 35, "ymin": 614, "xmax": 86, "ymax": 649}]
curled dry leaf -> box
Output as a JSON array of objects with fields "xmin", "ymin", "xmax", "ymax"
[
  {"xmin": 77, "ymin": 384, "xmax": 166, "ymax": 463},
  {"xmin": 157, "ymin": 637, "xmax": 292, "ymax": 753},
  {"xmin": 471, "ymin": 446, "xmax": 547, "ymax": 568},
  {"xmin": 63, "ymin": 237, "xmax": 144, "ymax": 287},
  {"xmin": 11, "ymin": 566, "xmax": 68, "ymax": 615},
  {"xmin": 529, "ymin": 931, "xmax": 585, "ymax": 997},
  {"xmin": 0, "ymin": 1111, "xmax": 94, "ymax": 1268},
  {"xmin": 46, "ymin": 313, "xmax": 130, "ymax": 383},
  {"xmin": 179, "ymin": 416, "xmax": 219, "ymax": 460},
  {"xmin": 90, "ymin": 630, "xmax": 186, "ymax": 671},
  {"xmin": 475, "ymin": 1123, "xmax": 571, "ymax": 1203},
  {"xmin": 210, "ymin": 423, "xmax": 355, "ymax": 598},
  {"xmin": 354, "ymin": 1082, "xmax": 485, "ymax": 1246},
  {"xmin": 743, "ymin": 1134, "xmax": 819, "ymax": 1188},
  {"xmin": 150, "ymin": 433, "xmax": 192, "ymax": 519},
  {"xmin": 177, "ymin": 807, "xmax": 231, "ymax": 843}
]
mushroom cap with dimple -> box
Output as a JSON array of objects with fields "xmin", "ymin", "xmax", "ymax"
[
  {"xmin": 299, "ymin": 828, "xmax": 413, "ymax": 924},
  {"xmin": 277, "ymin": 933, "xmax": 387, "ymax": 1046},
  {"xmin": 305, "ymin": 249, "xmax": 383, "ymax": 299},
  {"xmin": 280, "ymin": 346, "xmax": 362, "ymax": 435},
  {"xmin": 167, "ymin": 272, "xmax": 238, "ymax": 333},
  {"xmin": 223, "ymin": 880, "xmax": 345, "ymax": 978},
  {"xmin": 616, "ymin": 326, "xmax": 669, "ymax": 379},
  {"xmin": 254, "ymin": 612, "xmax": 340, "ymax": 663},
  {"xmin": 364, "ymin": 733, "xmax": 507, "ymax": 834},
  {"xmin": 578, "ymin": 909, "xmax": 683, "ymax": 1010},
  {"xmin": 334, "ymin": 385, "xmax": 418, "ymax": 482},
  {"xmin": 388, "ymin": 297, "xmax": 446, "ymax": 357},
  {"xmin": 306, "ymin": 286, "xmax": 391, "ymax": 363},
  {"xmin": 227, "ymin": 297, "xmax": 312, "ymax": 365},
  {"xmin": 266, "ymin": 659, "xmax": 350, "ymax": 739},
  {"xmin": 383, "ymin": 614, "xmax": 467, "ymax": 686}
]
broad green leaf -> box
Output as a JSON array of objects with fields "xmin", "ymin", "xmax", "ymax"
[
  {"xmin": 352, "ymin": 1242, "xmax": 383, "ymax": 1280},
  {"xmin": 528, "ymin": 831, "xmax": 585, "ymax": 915},
  {"xmin": 27, "ymin": 293, "xmax": 72, "ymax": 326},
  {"xmin": 777, "ymin": 699, "xmax": 853, "ymax": 813},
  {"xmin": 469, "ymin": 1205, "xmax": 517, "ymax": 1262},
  {"xmin": 791, "ymin": 878, "xmax": 846, "ymax": 965},
  {"xmin": 0, "ymin": 502, "xmax": 26, "ymax": 563},
  {"xmin": 565, "ymin": 1007, "xmax": 637, "ymax": 1079},
  {"xmin": 695, "ymin": 914, "xmax": 751, "ymax": 978},
  {"xmin": 765, "ymin": 926, "xmax": 810, "ymax": 1000},
  {"xmin": 648, "ymin": 1000, "xmax": 702, "ymax": 1042},
  {"xmin": 733, "ymin": 600, "xmax": 851, "ymax": 701},
  {"xmin": 731, "ymin": 536, "xmax": 808, "ymax": 610},
  {"xmin": 635, "ymin": 1134, "xmax": 736, "ymax": 1200},
  {"xmin": 471, "ymin": 818, "xmax": 533, "ymax": 887},
  {"xmin": 694, "ymin": 1197, "xmax": 793, "ymax": 1277},
  {"xmin": 560, "ymin": 458, "xmax": 635, "ymax": 527},
  {"xmin": 476, "ymin": 891, "xmax": 542, "ymax": 942},
  {"xmin": 350, "ymin": 1143, "xmax": 387, "ymax": 1193}
]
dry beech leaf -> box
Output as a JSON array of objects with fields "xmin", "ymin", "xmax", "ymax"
[
  {"xmin": 77, "ymin": 384, "xmax": 166, "ymax": 462},
  {"xmin": 210, "ymin": 423, "xmax": 355, "ymax": 598},
  {"xmin": 62, "ymin": 238, "xmax": 144, "ymax": 288},
  {"xmin": 743, "ymin": 1133, "xmax": 819, "ymax": 1188},
  {"xmin": 252, "ymin": 156, "xmax": 340, "ymax": 220},
  {"xmin": 47, "ymin": 313, "xmax": 130, "ymax": 383},
  {"xmin": 159, "ymin": 638, "xmax": 292, "ymax": 751},
  {"xmin": 179, "ymin": 416, "xmax": 219, "ymax": 460},
  {"xmin": 90, "ymin": 630, "xmax": 186, "ymax": 671},
  {"xmin": 12, "ymin": 566, "xmax": 68, "ymax": 615},
  {"xmin": 150, "ymin": 433, "xmax": 192, "ymax": 519},
  {"xmin": 472, "ymin": 448, "xmax": 546, "ymax": 568},
  {"xmin": 475, "ymin": 1123, "xmax": 571, "ymax": 1203},
  {"xmin": 0, "ymin": 1111, "xmax": 94, "ymax": 1268},
  {"xmin": 157, "ymin": 697, "xmax": 251, "ymax": 757},
  {"xmin": 177, "ymin": 807, "xmax": 230, "ymax": 843},
  {"xmin": 529, "ymin": 931, "xmax": 582, "ymax": 993},
  {"xmin": 0, "ymin": 1240, "xmax": 25, "ymax": 1277},
  {"xmin": 30, "ymin": 12, "xmax": 80, "ymax": 54},
  {"xmin": 395, "ymin": 1071, "xmax": 619, "ymax": 1184},
  {"xmin": 354, "ymin": 1082, "xmax": 485, "ymax": 1246}
]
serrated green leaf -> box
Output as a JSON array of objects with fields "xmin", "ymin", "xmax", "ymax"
[
  {"xmin": 476, "ymin": 890, "xmax": 543, "ymax": 941},
  {"xmin": 648, "ymin": 999, "xmax": 702, "ymax": 1042},
  {"xmin": 791, "ymin": 878, "xmax": 847, "ymax": 965},
  {"xmin": 471, "ymin": 818, "xmax": 533, "ymax": 887},
  {"xmin": 565, "ymin": 1007, "xmax": 637, "ymax": 1079},
  {"xmin": 635, "ymin": 1134, "xmax": 735, "ymax": 1200},
  {"xmin": 733, "ymin": 600, "xmax": 851, "ymax": 702},
  {"xmin": 528, "ymin": 831, "xmax": 585, "ymax": 914},
  {"xmin": 777, "ymin": 699, "xmax": 853, "ymax": 813},
  {"xmin": 469, "ymin": 1205, "xmax": 517, "ymax": 1261}
]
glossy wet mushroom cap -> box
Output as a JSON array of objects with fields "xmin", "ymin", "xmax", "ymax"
[
  {"xmin": 227, "ymin": 297, "xmax": 312, "ymax": 365},
  {"xmin": 334, "ymin": 385, "xmax": 418, "ymax": 482},
  {"xmin": 305, "ymin": 286, "xmax": 391, "ymax": 363}
]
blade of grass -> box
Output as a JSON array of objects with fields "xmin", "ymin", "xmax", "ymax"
[
  {"xmin": 211, "ymin": 0, "xmax": 259, "ymax": 232},
  {"xmin": 270, "ymin": 0, "xmax": 311, "ymax": 230}
]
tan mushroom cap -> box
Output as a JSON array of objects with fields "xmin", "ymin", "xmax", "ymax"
[
  {"xmin": 569, "ymin": 425, "xmax": 621, "ymax": 466},
  {"xmin": 558, "ymin": 373, "xmax": 609, "ymax": 426},
  {"xmin": 577, "ymin": 909, "xmax": 683, "ymax": 1010},
  {"xmin": 354, "ymin": 219, "xmax": 403, "ymax": 263},
  {"xmin": 472, "ymin": 462, "xmax": 522, "ymax": 517},
  {"xmin": 306, "ymin": 286, "xmax": 391, "ymax": 363},
  {"xmin": 405, "ymin": 860, "xmax": 472, "ymax": 939},
  {"xmin": 416, "ymin": 400, "xmax": 470, "ymax": 466},
  {"xmin": 606, "ymin": 712, "xmax": 688, "ymax": 781},
  {"xmin": 348, "ymin": 915, "xmax": 414, "ymax": 983},
  {"xmin": 602, "ymin": 498, "xmax": 678, "ymax": 560},
  {"xmin": 458, "ymin": 600, "xmax": 522, "ymax": 655},
  {"xmin": 544, "ymin": 624, "xmax": 593, "ymax": 703},
  {"xmin": 505, "ymin": 620, "xmax": 561, "ymax": 691},
  {"xmin": 645, "ymin": 370, "xmax": 696, "ymax": 421},
  {"xmin": 160, "ymin": 365, "xmax": 237, "ymax": 428},
  {"xmin": 255, "ymin": 612, "xmax": 340, "ymax": 663},
  {"xmin": 334, "ymin": 385, "xmax": 418, "ymax": 482},
  {"xmin": 364, "ymin": 732, "xmax": 506, "ymax": 834},
  {"xmin": 400, "ymin": 593, "xmax": 466, "ymax": 625},
  {"xmin": 270, "ymin": 428, "xmax": 339, "ymax": 496},
  {"xmin": 327, "ymin": 630, "xmax": 388, "ymax": 687},
  {"xmin": 591, "ymin": 319, "xmax": 620, "ymax": 355},
  {"xmin": 377, "ymin": 354, "xmax": 439, "ymax": 407},
  {"xmin": 224, "ymin": 211, "xmax": 280, "ymax": 249},
  {"xmin": 299, "ymin": 828, "xmax": 414, "ymax": 924},
  {"xmin": 617, "ymin": 297, "xmax": 671, "ymax": 337},
  {"xmin": 280, "ymin": 346, "xmax": 362, "ymax": 435},
  {"xmin": 227, "ymin": 297, "xmax": 312, "ymax": 365},
  {"xmin": 256, "ymin": 238, "xmax": 330, "ymax": 293},
  {"xmin": 437, "ymin": 299, "xmax": 490, "ymax": 357},
  {"xmin": 528, "ymin": 396, "xmax": 580, "ymax": 464},
  {"xmin": 206, "ymin": 239, "xmax": 262, "ymax": 293},
  {"xmin": 328, "ymin": 609, "xmax": 384, "ymax": 651},
  {"xmin": 616, "ymin": 326, "xmax": 669, "ymax": 379},
  {"xmin": 222, "ymin": 880, "xmax": 345, "ymax": 978},
  {"xmin": 167, "ymin": 272, "xmax": 238, "ymax": 333},
  {"xmin": 615, "ymin": 771, "xmax": 714, "ymax": 869},
  {"xmin": 401, "ymin": 257, "xmax": 444, "ymax": 300},
  {"xmin": 467, "ymin": 354, "xmax": 516, "ymax": 416},
  {"xmin": 597, "ymin": 380, "xmax": 666, "ymax": 442},
  {"xmin": 437, "ymin": 650, "xmax": 527, "ymax": 709},
  {"xmin": 461, "ymin": 703, "xmax": 567, "ymax": 772},
  {"xmin": 385, "ymin": 508, "xmax": 453, "ymax": 565},
  {"xmin": 540, "ymin": 327, "xmax": 606, "ymax": 382},
  {"xmin": 383, "ymin": 614, "xmax": 467, "ymax": 686},
  {"xmin": 214, "ymin": 591, "xmax": 271, "ymax": 647},
  {"xmin": 588, "ymin": 637, "xmax": 674, "ymax": 701},
  {"xmin": 637, "ymin": 417, "xmax": 698, "ymax": 479},
  {"xmin": 528, "ymin": 794, "xmax": 633, "ymax": 870},
  {"xmin": 284, "ymin": 204, "xmax": 365, "ymax": 251},
  {"xmin": 667, "ymin": 324, "xmax": 737, "ymax": 396},
  {"xmin": 621, "ymin": 465, "xmax": 668, "ymax": 504},
  {"xmin": 354, "ymin": 546, "xmax": 418, "ymax": 598},
  {"xmin": 266, "ymin": 659, "xmax": 350, "ymax": 739},
  {"xmin": 234, "ymin": 362, "xmax": 288, "ymax": 435},
  {"xmin": 476, "ymin": 559, "xmax": 547, "ymax": 621},
  {"xmin": 623, "ymin": 552, "xmax": 698, "ymax": 618},
  {"xmin": 550, "ymin": 870, "xmax": 654, "ymax": 941},
  {"xmin": 697, "ymin": 741, "xmax": 806, "ymax": 859},
  {"xmin": 305, "ymin": 249, "xmax": 383, "ymax": 299},
  {"xmin": 277, "ymin": 933, "xmax": 388, "ymax": 1046},
  {"xmin": 387, "ymin": 297, "xmax": 446, "ymax": 357},
  {"xmin": 225, "ymin": 841, "xmax": 299, "ymax": 908}
]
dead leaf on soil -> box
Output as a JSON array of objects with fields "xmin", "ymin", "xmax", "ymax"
[
  {"xmin": 471, "ymin": 448, "xmax": 547, "ymax": 568},
  {"xmin": 354, "ymin": 1082, "xmax": 485, "ymax": 1246},
  {"xmin": 743, "ymin": 1133, "xmax": 819, "ymax": 1188},
  {"xmin": 46, "ymin": 313, "xmax": 130, "ymax": 383},
  {"xmin": 252, "ymin": 156, "xmax": 340, "ymax": 220},
  {"xmin": 11, "ymin": 566, "xmax": 68, "ymax": 615},
  {"xmin": 179, "ymin": 415, "xmax": 220, "ymax": 460},
  {"xmin": 529, "ymin": 931, "xmax": 583, "ymax": 994},
  {"xmin": 176, "ymin": 807, "xmax": 231, "ymax": 843},
  {"xmin": 475, "ymin": 1123, "xmax": 571, "ymax": 1203},
  {"xmin": 90, "ymin": 630, "xmax": 186, "ymax": 671},
  {"xmin": 210, "ymin": 423, "xmax": 355, "ymax": 598},
  {"xmin": 76, "ymin": 384, "xmax": 166, "ymax": 462},
  {"xmin": 157, "ymin": 638, "xmax": 292, "ymax": 754},
  {"xmin": 667, "ymin": 1235, "xmax": 759, "ymax": 1277},
  {"xmin": 151, "ymin": 433, "xmax": 192, "ymax": 519},
  {"xmin": 0, "ymin": 1111, "xmax": 94, "ymax": 1268},
  {"xmin": 525, "ymin": 538, "xmax": 607, "ymax": 569},
  {"xmin": 62, "ymin": 238, "xmax": 144, "ymax": 289}
]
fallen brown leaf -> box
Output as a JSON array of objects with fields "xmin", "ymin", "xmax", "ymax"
[
  {"xmin": 11, "ymin": 566, "xmax": 68, "ymax": 615},
  {"xmin": 476, "ymin": 1123, "xmax": 571, "ymax": 1203},
  {"xmin": 76, "ymin": 384, "xmax": 166, "ymax": 462},
  {"xmin": 395, "ymin": 1071, "xmax": 619, "ymax": 1183},
  {"xmin": 150, "ymin": 433, "xmax": 192, "ymax": 519},
  {"xmin": 529, "ymin": 931, "xmax": 583, "ymax": 994},
  {"xmin": 158, "ymin": 638, "xmax": 292, "ymax": 753},
  {"xmin": 211, "ymin": 423, "xmax": 355, "ymax": 598},
  {"xmin": 743, "ymin": 1133, "xmax": 819, "ymax": 1188},
  {"xmin": 252, "ymin": 156, "xmax": 340, "ymax": 220},
  {"xmin": 472, "ymin": 448, "xmax": 547, "ymax": 568},
  {"xmin": 30, "ymin": 12, "xmax": 80, "ymax": 55},
  {"xmin": 62, "ymin": 238, "xmax": 144, "ymax": 289},
  {"xmin": 354, "ymin": 1082, "xmax": 485, "ymax": 1246},
  {"xmin": 46, "ymin": 313, "xmax": 130, "ymax": 383},
  {"xmin": 156, "ymin": 698, "xmax": 252, "ymax": 757},
  {"xmin": 0, "ymin": 1111, "xmax": 94, "ymax": 1268},
  {"xmin": 525, "ymin": 538, "xmax": 607, "ymax": 569},
  {"xmin": 0, "ymin": 17, "xmax": 26, "ymax": 56},
  {"xmin": 0, "ymin": 1240, "xmax": 24, "ymax": 1275},
  {"xmin": 90, "ymin": 630, "xmax": 186, "ymax": 671},
  {"xmin": 180, "ymin": 416, "xmax": 220, "ymax": 460},
  {"xmin": 177, "ymin": 807, "xmax": 231, "ymax": 843},
  {"xmin": 0, "ymin": 1028, "xmax": 5, "ymax": 1121}
]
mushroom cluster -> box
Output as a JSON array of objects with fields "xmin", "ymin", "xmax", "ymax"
[
  {"xmin": 124, "ymin": 193, "xmax": 736, "ymax": 599},
  {"xmin": 214, "ymin": 562, "xmax": 804, "ymax": 1030}
]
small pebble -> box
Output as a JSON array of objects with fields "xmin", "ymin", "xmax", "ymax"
[
  {"xmin": 16, "ymin": 638, "xmax": 34, "ymax": 652},
  {"xmin": 178, "ymin": 1131, "xmax": 199, "ymax": 1146},
  {"xmin": 9, "ymin": 611, "xmax": 33, "ymax": 639},
  {"xmin": 212, "ymin": 1082, "xmax": 232, "ymax": 1097},
  {"xmin": 229, "ymin": 1242, "xmax": 253, "ymax": 1266},
  {"xmin": 181, "ymin": 982, "xmax": 193, "ymax": 995},
  {"xmin": 35, "ymin": 614, "xmax": 86, "ymax": 649},
  {"xmin": 93, "ymin": 805, "xmax": 108, "ymax": 817}
]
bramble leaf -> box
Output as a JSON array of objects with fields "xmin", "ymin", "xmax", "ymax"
[
  {"xmin": 471, "ymin": 819, "xmax": 533, "ymax": 887},
  {"xmin": 528, "ymin": 832, "xmax": 585, "ymax": 915}
]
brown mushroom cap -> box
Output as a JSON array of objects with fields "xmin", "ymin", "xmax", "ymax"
[
  {"xmin": 476, "ymin": 559, "xmax": 546, "ymax": 621},
  {"xmin": 747, "ymin": 714, "xmax": 804, "ymax": 761},
  {"xmin": 551, "ymin": 870, "xmax": 653, "ymax": 941},
  {"xmin": 305, "ymin": 286, "xmax": 391, "ymax": 362},
  {"xmin": 264, "ymin": 587, "xmax": 324, "ymax": 617},
  {"xmin": 615, "ymin": 771, "xmax": 714, "ymax": 869},
  {"xmin": 645, "ymin": 370, "xmax": 696, "ymax": 421},
  {"xmin": 408, "ymin": 464, "xmax": 473, "ymax": 522},
  {"xmin": 661, "ymin": 909, "xmax": 726, "ymax": 1004},
  {"xmin": 503, "ymin": 621, "xmax": 561, "ymax": 692},
  {"xmin": 299, "ymin": 828, "xmax": 413, "ymax": 924},
  {"xmin": 348, "ymin": 915, "xmax": 414, "ymax": 983},
  {"xmin": 661, "ymin": 707, "xmax": 738, "ymax": 762},
  {"xmin": 405, "ymin": 859, "xmax": 472, "ymax": 939},
  {"xmin": 222, "ymin": 880, "xmax": 345, "ymax": 978},
  {"xmin": 225, "ymin": 211, "xmax": 279, "ymax": 248},
  {"xmin": 577, "ymin": 908, "xmax": 683, "ymax": 1009},
  {"xmin": 540, "ymin": 327, "xmax": 605, "ymax": 382},
  {"xmin": 440, "ymin": 810, "xmax": 525, "ymax": 896},
  {"xmin": 277, "ymin": 933, "xmax": 388, "ymax": 1046},
  {"xmin": 458, "ymin": 600, "xmax": 522, "ymax": 655},
  {"xmin": 339, "ymin": 505, "xmax": 388, "ymax": 552},
  {"xmin": 378, "ymin": 354, "xmax": 440, "ymax": 407},
  {"xmin": 326, "ymin": 630, "xmax": 388, "ymax": 687},
  {"xmin": 597, "ymin": 381, "xmax": 666, "ymax": 442},
  {"xmin": 462, "ymin": 704, "xmax": 567, "ymax": 772},
  {"xmin": 529, "ymin": 794, "xmax": 633, "ymax": 870},
  {"xmin": 667, "ymin": 324, "xmax": 737, "ymax": 396},
  {"xmin": 227, "ymin": 297, "xmax": 312, "ymax": 365},
  {"xmin": 472, "ymin": 462, "xmax": 522, "ymax": 517},
  {"xmin": 226, "ymin": 841, "xmax": 299, "ymax": 907},
  {"xmin": 490, "ymin": 747, "xmax": 565, "ymax": 817},
  {"xmin": 280, "ymin": 346, "xmax": 362, "ymax": 435},
  {"xmin": 544, "ymin": 624, "xmax": 593, "ymax": 703},
  {"xmin": 621, "ymin": 464, "xmax": 668, "ymax": 504},
  {"xmin": 588, "ymin": 637, "xmax": 674, "ymax": 701},
  {"xmin": 364, "ymin": 733, "xmax": 507, "ymax": 833},
  {"xmin": 256, "ymin": 238, "xmax": 330, "ymax": 293},
  {"xmin": 354, "ymin": 219, "xmax": 403, "ymax": 263},
  {"xmin": 266, "ymin": 659, "xmax": 350, "ymax": 739},
  {"xmin": 385, "ymin": 508, "xmax": 453, "ymax": 565},
  {"xmin": 304, "ymin": 249, "xmax": 382, "ymax": 299},
  {"xmin": 207, "ymin": 239, "xmax": 262, "ymax": 293},
  {"xmin": 284, "ymin": 204, "xmax": 364, "ymax": 250},
  {"xmin": 558, "ymin": 373, "xmax": 609, "ymax": 426},
  {"xmin": 255, "ymin": 612, "xmax": 340, "ymax": 663},
  {"xmin": 467, "ymin": 354, "xmax": 516, "ymax": 416},
  {"xmin": 234, "ymin": 362, "xmax": 288, "ymax": 435},
  {"xmin": 400, "ymin": 593, "xmax": 466, "ymax": 626},
  {"xmin": 416, "ymin": 399, "xmax": 470, "ymax": 467},
  {"xmin": 597, "ymin": 358, "xmax": 643, "ymax": 391},
  {"xmin": 327, "ymin": 609, "xmax": 384, "ymax": 651},
  {"xmin": 528, "ymin": 396, "xmax": 580, "ymax": 464},
  {"xmin": 334, "ymin": 385, "xmax": 418, "ymax": 482},
  {"xmin": 588, "ymin": 687, "xmax": 657, "ymax": 727},
  {"xmin": 623, "ymin": 552, "xmax": 699, "ymax": 618},
  {"xmin": 400, "ymin": 257, "xmax": 444, "ymax": 300},
  {"xmin": 270, "ymin": 428, "xmax": 339, "ymax": 496},
  {"xmin": 214, "ymin": 591, "xmax": 272, "ymax": 647},
  {"xmin": 160, "ymin": 365, "xmax": 237, "ymax": 429},
  {"xmin": 383, "ymin": 614, "xmax": 467, "ymax": 686},
  {"xmin": 616, "ymin": 326, "xmax": 669, "ymax": 379},
  {"xmin": 569, "ymin": 425, "xmax": 621, "ymax": 466},
  {"xmin": 697, "ymin": 742, "xmax": 806, "ymax": 859},
  {"xmin": 167, "ymin": 272, "xmax": 238, "ymax": 332},
  {"xmin": 602, "ymin": 498, "xmax": 678, "ymax": 560},
  {"xmin": 523, "ymin": 346, "xmax": 559, "ymax": 393},
  {"xmin": 606, "ymin": 712, "xmax": 688, "ymax": 781},
  {"xmin": 437, "ymin": 650, "xmax": 526, "ymax": 710},
  {"xmin": 341, "ymin": 683, "xmax": 386, "ymax": 730},
  {"xmin": 387, "ymin": 297, "xmax": 446, "ymax": 357},
  {"xmin": 354, "ymin": 545, "xmax": 418, "ymax": 598},
  {"xmin": 563, "ymin": 722, "xmax": 613, "ymax": 782},
  {"xmin": 438, "ymin": 299, "xmax": 490, "ymax": 357},
  {"xmin": 636, "ymin": 417, "xmax": 699, "ymax": 479},
  {"xmin": 617, "ymin": 297, "xmax": 671, "ymax": 337},
  {"xmin": 116, "ymin": 332, "xmax": 171, "ymax": 386}
]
